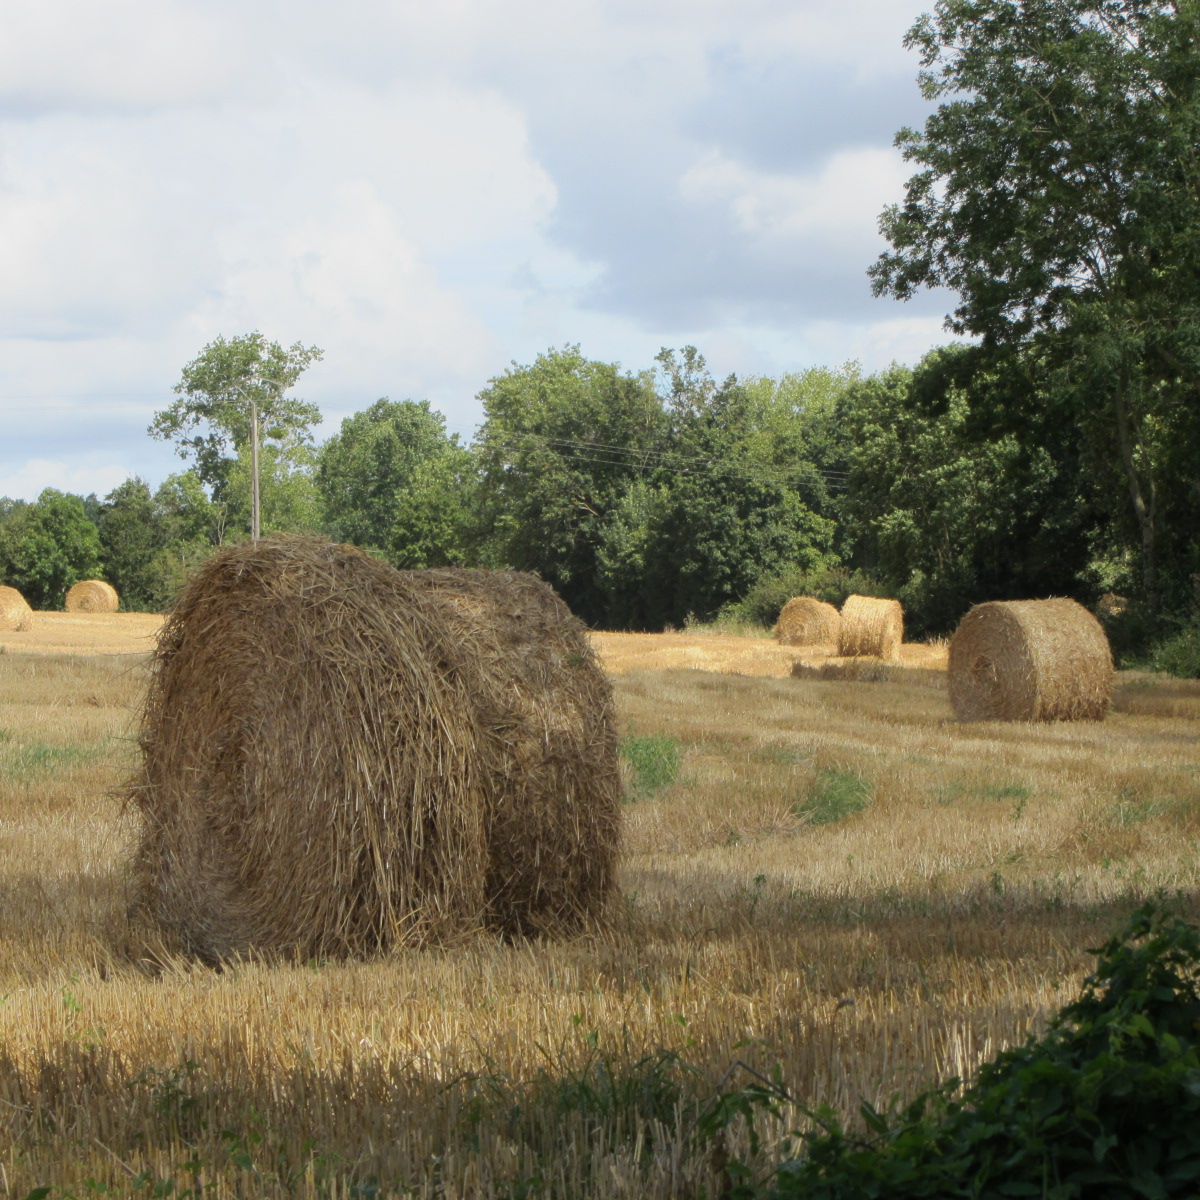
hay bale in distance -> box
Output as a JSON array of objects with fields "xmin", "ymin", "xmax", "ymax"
[
  {"xmin": 774, "ymin": 596, "xmax": 841, "ymax": 646},
  {"xmin": 126, "ymin": 535, "xmax": 621, "ymax": 962},
  {"xmin": 838, "ymin": 594, "xmax": 903, "ymax": 661},
  {"xmin": 1097, "ymin": 593, "xmax": 1128, "ymax": 621},
  {"xmin": 948, "ymin": 597, "xmax": 1113, "ymax": 722},
  {"xmin": 0, "ymin": 585, "xmax": 32, "ymax": 632},
  {"xmin": 65, "ymin": 579, "xmax": 119, "ymax": 613}
]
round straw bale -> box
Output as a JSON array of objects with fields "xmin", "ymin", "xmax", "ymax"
[
  {"xmin": 838, "ymin": 594, "xmax": 903, "ymax": 661},
  {"xmin": 948, "ymin": 597, "xmax": 1113, "ymax": 722},
  {"xmin": 0, "ymin": 585, "xmax": 32, "ymax": 632},
  {"xmin": 1096, "ymin": 593, "xmax": 1128, "ymax": 621},
  {"xmin": 126, "ymin": 535, "xmax": 621, "ymax": 961},
  {"xmin": 774, "ymin": 596, "xmax": 841, "ymax": 646},
  {"xmin": 65, "ymin": 579, "xmax": 119, "ymax": 613}
]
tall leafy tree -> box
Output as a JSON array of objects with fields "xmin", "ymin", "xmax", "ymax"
[
  {"xmin": 96, "ymin": 478, "xmax": 164, "ymax": 610},
  {"xmin": 839, "ymin": 345, "xmax": 1094, "ymax": 633},
  {"xmin": 0, "ymin": 489, "xmax": 103, "ymax": 609},
  {"xmin": 317, "ymin": 398, "xmax": 473, "ymax": 568},
  {"xmin": 149, "ymin": 332, "xmax": 323, "ymax": 533},
  {"xmin": 871, "ymin": 0, "xmax": 1200, "ymax": 608},
  {"xmin": 629, "ymin": 349, "xmax": 835, "ymax": 628},
  {"xmin": 474, "ymin": 346, "xmax": 665, "ymax": 623}
]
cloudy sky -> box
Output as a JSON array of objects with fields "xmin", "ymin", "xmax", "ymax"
[{"xmin": 0, "ymin": 0, "xmax": 954, "ymax": 502}]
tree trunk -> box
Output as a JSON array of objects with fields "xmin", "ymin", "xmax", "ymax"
[{"xmin": 1113, "ymin": 386, "xmax": 1158, "ymax": 610}]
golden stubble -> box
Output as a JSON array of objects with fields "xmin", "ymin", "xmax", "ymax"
[{"xmin": 0, "ymin": 641, "xmax": 1196, "ymax": 1197}]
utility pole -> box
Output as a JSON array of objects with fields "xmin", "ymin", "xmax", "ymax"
[
  {"xmin": 233, "ymin": 382, "xmax": 262, "ymax": 542},
  {"xmin": 250, "ymin": 390, "xmax": 261, "ymax": 542}
]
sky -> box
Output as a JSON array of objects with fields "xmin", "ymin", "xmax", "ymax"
[{"xmin": 0, "ymin": 0, "xmax": 957, "ymax": 502}]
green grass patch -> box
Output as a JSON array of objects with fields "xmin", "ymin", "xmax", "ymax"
[
  {"xmin": 1110, "ymin": 796, "xmax": 1179, "ymax": 827},
  {"xmin": 0, "ymin": 740, "xmax": 102, "ymax": 782},
  {"xmin": 620, "ymin": 736, "xmax": 681, "ymax": 799},
  {"xmin": 980, "ymin": 782, "xmax": 1029, "ymax": 802},
  {"xmin": 795, "ymin": 768, "xmax": 871, "ymax": 825}
]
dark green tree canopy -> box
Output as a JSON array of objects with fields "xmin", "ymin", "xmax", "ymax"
[
  {"xmin": 872, "ymin": 0, "xmax": 1200, "ymax": 607},
  {"xmin": 474, "ymin": 346, "xmax": 666, "ymax": 621},
  {"xmin": 0, "ymin": 489, "xmax": 103, "ymax": 610},
  {"xmin": 872, "ymin": 0, "xmax": 1200, "ymax": 344},
  {"xmin": 316, "ymin": 398, "xmax": 473, "ymax": 568}
]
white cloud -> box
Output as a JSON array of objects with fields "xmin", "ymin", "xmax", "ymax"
[
  {"xmin": 679, "ymin": 145, "xmax": 907, "ymax": 253},
  {"xmin": 0, "ymin": 0, "xmax": 947, "ymax": 491},
  {"xmin": 0, "ymin": 458, "xmax": 133, "ymax": 502}
]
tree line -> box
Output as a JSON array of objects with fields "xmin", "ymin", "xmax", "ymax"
[{"xmin": 0, "ymin": 332, "xmax": 1193, "ymax": 658}]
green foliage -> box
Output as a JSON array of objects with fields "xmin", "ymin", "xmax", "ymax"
[
  {"xmin": 702, "ymin": 902, "xmax": 1200, "ymax": 1198},
  {"xmin": 96, "ymin": 478, "xmax": 164, "ymax": 611},
  {"xmin": 837, "ymin": 345, "xmax": 1092, "ymax": 635},
  {"xmin": 0, "ymin": 489, "xmax": 103, "ymax": 609},
  {"xmin": 1153, "ymin": 624, "xmax": 1200, "ymax": 679},
  {"xmin": 620, "ymin": 736, "xmax": 681, "ymax": 799},
  {"xmin": 871, "ymin": 0, "xmax": 1200, "ymax": 609},
  {"xmin": 150, "ymin": 331, "xmax": 323, "ymax": 525},
  {"xmin": 474, "ymin": 345, "xmax": 666, "ymax": 623},
  {"xmin": 795, "ymin": 769, "xmax": 872, "ymax": 826},
  {"xmin": 316, "ymin": 398, "xmax": 473, "ymax": 567}
]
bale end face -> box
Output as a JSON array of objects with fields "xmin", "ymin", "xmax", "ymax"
[
  {"xmin": 774, "ymin": 596, "xmax": 841, "ymax": 647},
  {"xmin": 65, "ymin": 580, "xmax": 119, "ymax": 613},
  {"xmin": 948, "ymin": 597, "xmax": 1112, "ymax": 722},
  {"xmin": 0, "ymin": 585, "xmax": 33, "ymax": 632}
]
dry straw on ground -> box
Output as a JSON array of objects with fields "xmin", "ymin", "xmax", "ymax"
[
  {"xmin": 65, "ymin": 579, "xmax": 119, "ymax": 612},
  {"xmin": 774, "ymin": 596, "xmax": 841, "ymax": 646},
  {"xmin": 948, "ymin": 597, "xmax": 1113, "ymax": 722},
  {"xmin": 0, "ymin": 585, "xmax": 32, "ymax": 632},
  {"xmin": 126, "ymin": 536, "xmax": 621, "ymax": 961},
  {"xmin": 838, "ymin": 594, "xmax": 903, "ymax": 661}
]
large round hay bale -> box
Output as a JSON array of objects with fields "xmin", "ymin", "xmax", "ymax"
[
  {"xmin": 948, "ymin": 597, "xmax": 1113, "ymax": 722},
  {"xmin": 65, "ymin": 579, "xmax": 119, "ymax": 613},
  {"xmin": 838, "ymin": 594, "xmax": 903, "ymax": 661},
  {"xmin": 0, "ymin": 585, "xmax": 32, "ymax": 632},
  {"xmin": 126, "ymin": 536, "xmax": 621, "ymax": 961},
  {"xmin": 774, "ymin": 596, "xmax": 841, "ymax": 646}
]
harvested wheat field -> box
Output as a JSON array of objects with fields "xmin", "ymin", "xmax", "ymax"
[
  {"xmin": 0, "ymin": 621, "xmax": 1196, "ymax": 1196},
  {"xmin": 0, "ymin": 610, "xmax": 163, "ymax": 656}
]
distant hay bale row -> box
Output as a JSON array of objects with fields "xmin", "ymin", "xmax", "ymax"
[
  {"xmin": 774, "ymin": 597, "xmax": 840, "ymax": 646},
  {"xmin": 126, "ymin": 536, "xmax": 621, "ymax": 962},
  {"xmin": 948, "ymin": 597, "xmax": 1112, "ymax": 722},
  {"xmin": 65, "ymin": 580, "xmax": 119, "ymax": 613},
  {"xmin": 838, "ymin": 594, "xmax": 903, "ymax": 661},
  {"xmin": 0, "ymin": 586, "xmax": 32, "ymax": 632}
]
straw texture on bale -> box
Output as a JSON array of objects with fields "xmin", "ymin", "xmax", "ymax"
[
  {"xmin": 65, "ymin": 579, "xmax": 119, "ymax": 613},
  {"xmin": 774, "ymin": 596, "xmax": 841, "ymax": 646},
  {"xmin": 0, "ymin": 585, "xmax": 32, "ymax": 632},
  {"xmin": 838, "ymin": 594, "xmax": 903, "ymax": 661},
  {"xmin": 127, "ymin": 536, "xmax": 621, "ymax": 962},
  {"xmin": 948, "ymin": 597, "xmax": 1113, "ymax": 722}
]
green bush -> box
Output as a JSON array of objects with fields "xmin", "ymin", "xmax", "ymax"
[
  {"xmin": 1153, "ymin": 624, "xmax": 1200, "ymax": 679},
  {"xmin": 702, "ymin": 902, "xmax": 1200, "ymax": 1199}
]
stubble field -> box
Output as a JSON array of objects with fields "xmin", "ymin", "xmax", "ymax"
[{"xmin": 0, "ymin": 614, "xmax": 1197, "ymax": 1197}]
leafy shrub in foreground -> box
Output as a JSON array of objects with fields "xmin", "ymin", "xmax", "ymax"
[{"xmin": 704, "ymin": 902, "xmax": 1200, "ymax": 1198}]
